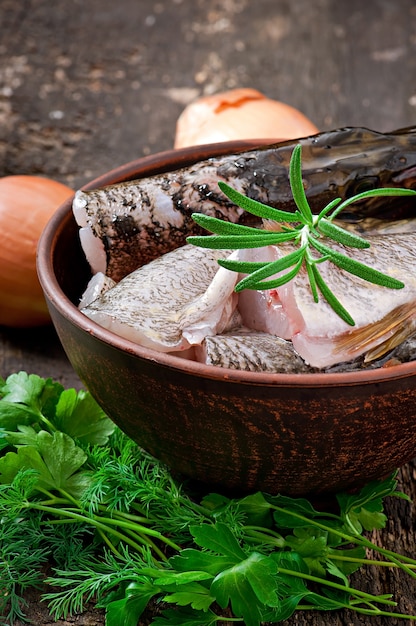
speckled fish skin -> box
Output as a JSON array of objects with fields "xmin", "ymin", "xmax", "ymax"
[
  {"xmin": 73, "ymin": 126, "xmax": 416, "ymax": 281},
  {"xmin": 81, "ymin": 244, "xmax": 238, "ymax": 353},
  {"xmin": 196, "ymin": 330, "xmax": 416, "ymax": 374},
  {"xmin": 196, "ymin": 331, "xmax": 313, "ymax": 373}
]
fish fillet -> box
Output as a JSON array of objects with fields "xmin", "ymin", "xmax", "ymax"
[
  {"xmin": 237, "ymin": 233, "xmax": 416, "ymax": 368},
  {"xmin": 81, "ymin": 244, "xmax": 238, "ymax": 352}
]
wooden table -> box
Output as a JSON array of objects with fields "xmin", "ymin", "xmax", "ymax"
[{"xmin": 1, "ymin": 1, "xmax": 416, "ymax": 624}]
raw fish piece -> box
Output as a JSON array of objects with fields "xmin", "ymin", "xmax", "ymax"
[
  {"xmin": 195, "ymin": 331, "xmax": 312, "ymax": 373},
  {"xmin": 197, "ymin": 329, "xmax": 416, "ymax": 374},
  {"xmin": 81, "ymin": 244, "xmax": 238, "ymax": 352},
  {"xmin": 237, "ymin": 233, "xmax": 416, "ymax": 368},
  {"xmin": 73, "ymin": 126, "xmax": 416, "ymax": 281}
]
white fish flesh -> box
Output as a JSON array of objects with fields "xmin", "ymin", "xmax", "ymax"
[
  {"xmin": 81, "ymin": 244, "xmax": 238, "ymax": 353},
  {"xmin": 78, "ymin": 272, "xmax": 116, "ymax": 309},
  {"xmin": 237, "ymin": 233, "xmax": 416, "ymax": 369},
  {"xmin": 79, "ymin": 234, "xmax": 416, "ymax": 370}
]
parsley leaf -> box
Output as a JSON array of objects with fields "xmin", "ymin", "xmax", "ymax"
[
  {"xmin": 105, "ymin": 581, "xmax": 158, "ymax": 626},
  {"xmin": 161, "ymin": 581, "xmax": 214, "ymax": 611},
  {"xmin": 0, "ymin": 372, "xmax": 63, "ymax": 418},
  {"xmin": 54, "ymin": 388, "xmax": 114, "ymax": 445},
  {"xmin": 0, "ymin": 371, "xmax": 114, "ymax": 445},
  {"xmin": 337, "ymin": 473, "xmax": 407, "ymax": 533},
  {"xmin": 191, "ymin": 522, "xmax": 246, "ymax": 560},
  {"xmin": 0, "ymin": 430, "xmax": 90, "ymax": 497}
]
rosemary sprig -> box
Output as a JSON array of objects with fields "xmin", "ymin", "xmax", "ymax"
[{"xmin": 187, "ymin": 144, "xmax": 416, "ymax": 326}]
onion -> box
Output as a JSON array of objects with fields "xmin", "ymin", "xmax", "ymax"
[
  {"xmin": 0, "ymin": 175, "xmax": 73, "ymax": 328},
  {"xmin": 174, "ymin": 88, "xmax": 319, "ymax": 148}
]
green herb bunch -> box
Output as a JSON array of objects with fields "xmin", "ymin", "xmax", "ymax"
[
  {"xmin": 187, "ymin": 144, "xmax": 416, "ymax": 326},
  {"xmin": 1, "ymin": 373, "xmax": 416, "ymax": 625}
]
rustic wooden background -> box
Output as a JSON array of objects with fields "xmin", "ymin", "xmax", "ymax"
[{"xmin": 1, "ymin": 1, "xmax": 416, "ymax": 625}]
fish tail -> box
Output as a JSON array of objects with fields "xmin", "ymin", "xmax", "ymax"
[{"xmin": 334, "ymin": 301, "xmax": 416, "ymax": 361}]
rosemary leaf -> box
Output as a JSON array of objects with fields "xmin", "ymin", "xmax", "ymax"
[
  {"xmin": 317, "ymin": 219, "xmax": 370, "ymax": 249},
  {"xmin": 217, "ymin": 259, "xmax": 271, "ymax": 273},
  {"xmin": 237, "ymin": 256, "xmax": 304, "ymax": 292},
  {"xmin": 329, "ymin": 187, "xmax": 416, "ymax": 220},
  {"xmin": 315, "ymin": 197, "xmax": 343, "ymax": 220},
  {"xmin": 188, "ymin": 231, "xmax": 298, "ymax": 250},
  {"xmin": 289, "ymin": 144, "xmax": 313, "ymax": 225},
  {"xmin": 218, "ymin": 180, "xmax": 300, "ymax": 223},
  {"xmin": 191, "ymin": 213, "xmax": 270, "ymax": 235},
  {"xmin": 310, "ymin": 263, "xmax": 355, "ymax": 326},
  {"xmin": 228, "ymin": 247, "xmax": 306, "ymax": 291},
  {"xmin": 306, "ymin": 258, "xmax": 319, "ymax": 302},
  {"xmin": 310, "ymin": 238, "xmax": 405, "ymax": 289}
]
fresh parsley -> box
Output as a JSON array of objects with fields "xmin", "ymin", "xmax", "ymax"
[
  {"xmin": 187, "ymin": 144, "xmax": 416, "ymax": 325},
  {"xmin": 0, "ymin": 372, "xmax": 415, "ymax": 625}
]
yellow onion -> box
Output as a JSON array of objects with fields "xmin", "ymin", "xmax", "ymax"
[
  {"xmin": 174, "ymin": 88, "xmax": 319, "ymax": 148},
  {"xmin": 0, "ymin": 175, "xmax": 73, "ymax": 327}
]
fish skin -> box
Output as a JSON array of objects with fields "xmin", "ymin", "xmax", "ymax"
[
  {"xmin": 73, "ymin": 164, "xmax": 247, "ymax": 281},
  {"xmin": 237, "ymin": 233, "xmax": 416, "ymax": 369},
  {"xmin": 73, "ymin": 126, "xmax": 416, "ymax": 281},
  {"xmin": 335, "ymin": 216, "xmax": 416, "ymax": 236},
  {"xmin": 196, "ymin": 331, "xmax": 312, "ymax": 373},
  {"xmin": 81, "ymin": 244, "xmax": 238, "ymax": 353},
  {"xmin": 196, "ymin": 329, "xmax": 416, "ymax": 374},
  {"xmin": 333, "ymin": 217, "xmax": 416, "ymax": 238},
  {"xmin": 385, "ymin": 332, "xmax": 416, "ymax": 364}
]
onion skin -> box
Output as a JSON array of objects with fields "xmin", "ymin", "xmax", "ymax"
[
  {"xmin": 0, "ymin": 175, "xmax": 73, "ymax": 328},
  {"xmin": 174, "ymin": 88, "xmax": 319, "ymax": 148}
]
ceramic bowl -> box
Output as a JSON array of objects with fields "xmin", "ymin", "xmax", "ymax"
[{"xmin": 37, "ymin": 141, "xmax": 416, "ymax": 496}]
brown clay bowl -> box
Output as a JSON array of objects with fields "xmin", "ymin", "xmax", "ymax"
[{"xmin": 37, "ymin": 141, "xmax": 416, "ymax": 496}]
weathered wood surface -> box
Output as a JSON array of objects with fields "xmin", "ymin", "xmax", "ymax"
[{"xmin": 1, "ymin": 1, "xmax": 416, "ymax": 624}]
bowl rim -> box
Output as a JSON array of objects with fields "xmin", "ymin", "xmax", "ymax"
[{"xmin": 37, "ymin": 141, "xmax": 416, "ymax": 388}]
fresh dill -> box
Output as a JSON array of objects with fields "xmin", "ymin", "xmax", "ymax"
[
  {"xmin": 187, "ymin": 144, "xmax": 416, "ymax": 325},
  {"xmin": 0, "ymin": 372, "xmax": 415, "ymax": 625}
]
